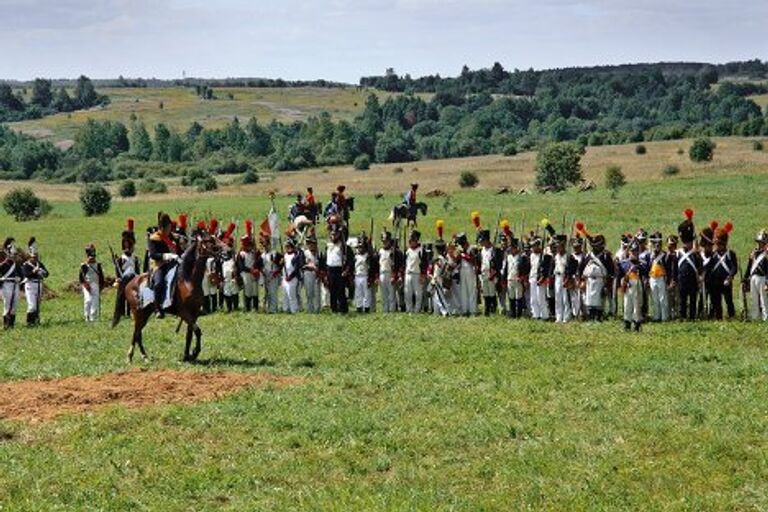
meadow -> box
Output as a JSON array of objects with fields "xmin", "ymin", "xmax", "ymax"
[{"xmin": 1, "ymin": 148, "xmax": 768, "ymax": 509}]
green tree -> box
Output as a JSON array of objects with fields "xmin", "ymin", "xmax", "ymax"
[
  {"xmin": 2, "ymin": 188, "xmax": 51, "ymax": 221},
  {"xmin": 535, "ymin": 142, "xmax": 583, "ymax": 192},
  {"xmin": 604, "ymin": 164, "xmax": 626, "ymax": 199},
  {"xmin": 30, "ymin": 79, "xmax": 53, "ymax": 108},
  {"xmin": 79, "ymin": 183, "xmax": 112, "ymax": 216},
  {"xmin": 118, "ymin": 179, "xmax": 137, "ymax": 198},
  {"xmin": 153, "ymin": 123, "xmax": 171, "ymax": 161},
  {"xmin": 689, "ymin": 137, "xmax": 716, "ymax": 162},
  {"xmin": 74, "ymin": 75, "xmax": 98, "ymax": 109},
  {"xmin": 129, "ymin": 121, "xmax": 153, "ymax": 161}
]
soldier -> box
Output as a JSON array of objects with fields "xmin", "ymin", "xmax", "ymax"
[
  {"xmin": 528, "ymin": 237, "xmax": 552, "ymax": 320},
  {"xmin": 676, "ymin": 209, "xmax": 702, "ymax": 320},
  {"xmin": 744, "ymin": 230, "xmax": 768, "ymax": 321},
  {"xmin": 665, "ymin": 235, "xmax": 680, "ymax": 320},
  {"xmin": 302, "ymin": 233, "xmax": 321, "ymax": 313},
  {"xmin": 147, "ymin": 213, "xmax": 181, "ymax": 319},
  {"xmin": 353, "ymin": 234, "xmax": 372, "ymax": 313},
  {"xmin": 281, "ymin": 237, "xmax": 304, "ymax": 314},
  {"xmin": 455, "ymin": 232, "xmax": 478, "ymax": 316},
  {"xmin": 322, "ymin": 224, "xmax": 352, "ymax": 314},
  {"xmin": 117, "ymin": 218, "xmax": 140, "ymax": 281},
  {"xmin": 502, "ymin": 234, "xmax": 530, "ymax": 318},
  {"xmin": 404, "ymin": 230, "xmax": 427, "ymax": 313},
  {"xmin": 377, "ymin": 230, "xmax": 400, "ymax": 313},
  {"xmin": 699, "ymin": 221, "xmax": 717, "ymax": 318},
  {"xmin": 429, "ymin": 221, "xmax": 451, "ymax": 316},
  {"xmin": 202, "ymin": 219, "xmax": 221, "ymax": 314},
  {"xmin": 576, "ymin": 223, "xmax": 615, "ymax": 321},
  {"xmin": 708, "ymin": 223, "xmax": 737, "ymax": 320},
  {"xmin": 551, "ymin": 234, "xmax": 571, "ymax": 323},
  {"xmin": 566, "ymin": 235, "xmax": 585, "ymax": 320},
  {"xmin": 618, "ymin": 242, "xmax": 648, "ymax": 331},
  {"xmin": 79, "ymin": 244, "xmax": 105, "ymax": 323},
  {"xmin": 22, "ymin": 238, "xmax": 49, "ymax": 326},
  {"xmin": 221, "ymin": 246, "xmax": 240, "ymax": 312},
  {"xmin": 237, "ymin": 220, "xmax": 262, "ymax": 312},
  {"xmin": 478, "ymin": 229, "xmax": 502, "ymax": 316},
  {"xmin": 0, "ymin": 238, "xmax": 21, "ymax": 329},
  {"xmin": 261, "ymin": 232, "xmax": 282, "ymax": 314},
  {"xmin": 645, "ymin": 232, "xmax": 674, "ymax": 322}
]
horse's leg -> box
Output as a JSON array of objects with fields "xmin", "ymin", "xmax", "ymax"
[
  {"xmin": 135, "ymin": 308, "xmax": 151, "ymax": 362},
  {"xmin": 184, "ymin": 322, "xmax": 194, "ymax": 362},
  {"xmin": 191, "ymin": 317, "xmax": 202, "ymax": 361}
]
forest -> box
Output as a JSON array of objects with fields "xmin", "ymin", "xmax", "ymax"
[{"xmin": 1, "ymin": 61, "xmax": 767, "ymax": 184}]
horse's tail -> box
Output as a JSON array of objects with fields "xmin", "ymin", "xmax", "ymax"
[
  {"xmin": 388, "ymin": 208, "xmax": 395, "ymax": 222},
  {"xmin": 112, "ymin": 277, "xmax": 127, "ymax": 328},
  {"xmin": 420, "ymin": 202, "xmax": 428, "ymax": 215}
]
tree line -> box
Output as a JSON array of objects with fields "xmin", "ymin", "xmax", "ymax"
[{"xmin": 0, "ymin": 75, "xmax": 109, "ymax": 123}]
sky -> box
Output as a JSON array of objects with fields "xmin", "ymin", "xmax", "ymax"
[{"xmin": 0, "ymin": 0, "xmax": 766, "ymax": 82}]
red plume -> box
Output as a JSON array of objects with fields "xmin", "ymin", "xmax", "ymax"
[
  {"xmin": 126, "ymin": 218, "xmax": 134, "ymax": 231},
  {"xmin": 245, "ymin": 219, "xmax": 254, "ymax": 238},
  {"xmin": 575, "ymin": 221, "xmax": 591, "ymax": 238},
  {"xmin": 503, "ymin": 225, "xmax": 512, "ymax": 238},
  {"xmin": 684, "ymin": 208, "xmax": 694, "ymax": 220},
  {"xmin": 709, "ymin": 220, "xmax": 718, "ymax": 232},
  {"xmin": 223, "ymin": 222, "xmax": 236, "ymax": 240},
  {"xmin": 178, "ymin": 213, "xmax": 188, "ymax": 231},
  {"xmin": 471, "ymin": 211, "xmax": 481, "ymax": 229},
  {"xmin": 196, "ymin": 220, "xmax": 206, "ymax": 231},
  {"xmin": 724, "ymin": 222, "xmax": 733, "ymax": 234},
  {"xmin": 208, "ymin": 218, "xmax": 219, "ymax": 235}
]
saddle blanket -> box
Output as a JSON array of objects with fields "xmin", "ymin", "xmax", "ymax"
[{"xmin": 139, "ymin": 267, "xmax": 177, "ymax": 310}]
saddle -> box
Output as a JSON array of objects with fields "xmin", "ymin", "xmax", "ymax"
[{"xmin": 138, "ymin": 266, "xmax": 178, "ymax": 310}]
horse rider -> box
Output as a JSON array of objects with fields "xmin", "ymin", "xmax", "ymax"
[{"xmin": 148, "ymin": 213, "xmax": 181, "ymax": 319}]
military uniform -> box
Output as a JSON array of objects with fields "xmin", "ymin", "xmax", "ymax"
[
  {"xmin": 221, "ymin": 249, "xmax": 240, "ymax": 312},
  {"xmin": 237, "ymin": 222, "xmax": 262, "ymax": 312},
  {"xmin": 745, "ymin": 231, "xmax": 768, "ymax": 321},
  {"xmin": 404, "ymin": 230, "xmax": 427, "ymax": 313},
  {"xmin": 529, "ymin": 238, "xmax": 552, "ymax": 320},
  {"xmin": 0, "ymin": 238, "xmax": 21, "ymax": 329},
  {"xmin": 79, "ymin": 245, "xmax": 105, "ymax": 322},
  {"xmin": 377, "ymin": 231, "xmax": 402, "ymax": 313},
  {"xmin": 353, "ymin": 236, "xmax": 372, "ymax": 312},
  {"xmin": 302, "ymin": 235, "xmax": 321, "ymax": 313},
  {"xmin": 577, "ymin": 229, "xmax": 615, "ymax": 321},
  {"xmin": 477, "ymin": 229, "xmax": 503, "ymax": 316},
  {"xmin": 502, "ymin": 237, "xmax": 529, "ymax": 318},
  {"xmin": 707, "ymin": 224, "xmax": 738, "ymax": 320},
  {"xmin": 322, "ymin": 226, "xmax": 352, "ymax": 314},
  {"xmin": 644, "ymin": 232, "xmax": 675, "ymax": 321},
  {"xmin": 551, "ymin": 235, "xmax": 571, "ymax": 323},
  {"xmin": 455, "ymin": 233, "xmax": 478, "ymax": 316},
  {"xmin": 22, "ymin": 238, "xmax": 48, "ymax": 326},
  {"xmin": 281, "ymin": 238, "xmax": 304, "ymax": 314},
  {"xmin": 261, "ymin": 238, "xmax": 282, "ymax": 314},
  {"xmin": 566, "ymin": 237, "xmax": 585, "ymax": 319},
  {"xmin": 619, "ymin": 244, "xmax": 648, "ymax": 331},
  {"xmin": 676, "ymin": 209, "xmax": 702, "ymax": 320}
]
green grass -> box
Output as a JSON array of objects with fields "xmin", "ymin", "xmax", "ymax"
[
  {"xmin": 1, "ymin": 173, "xmax": 768, "ymax": 510},
  {"xmin": 8, "ymin": 87, "xmax": 429, "ymax": 145}
]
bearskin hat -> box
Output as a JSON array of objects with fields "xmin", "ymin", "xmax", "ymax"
[
  {"xmin": 715, "ymin": 222, "xmax": 733, "ymax": 246},
  {"xmin": 476, "ymin": 229, "xmax": 491, "ymax": 244},
  {"xmin": 409, "ymin": 229, "xmax": 421, "ymax": 243},
  {"xmin": 678, "ymin": 208, "xmax": 695, "ymax": 244}
]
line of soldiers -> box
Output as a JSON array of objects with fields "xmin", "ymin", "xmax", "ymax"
[{"xmin": 1, "ymin": 237, "xmax": 49, "ymax": 328}]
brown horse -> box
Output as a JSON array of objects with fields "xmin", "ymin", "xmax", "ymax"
[{"xmin": 113, "ymin": 231, "xmax": 218, "ymax": 362}]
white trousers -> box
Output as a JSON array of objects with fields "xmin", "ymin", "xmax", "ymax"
[
  {"xmin": 432, "ymin": 285, "xmax": 450, "ymax": 316},
  {"xmin": 241, "ymin": 272, "xmax": 258, "ymax": 298},
  {"xmin": 750, "ymin": 275, "xmax": 768, "ymax": 321},
  {"xmin": 529, "ymin": 279, "xmax": 549, "ymax": 319},
  {"xmin": 554, "ymin": 275, "xmax": 571, "ymax": 323},
  {"xmin": 649, "ymin": 277, "xmax": 669, "ymax": 321},
  {"xmin": 569, "ymin": 288, "xmax": 582, "ymax": 318},
  {"xmin": 83, "ymin": 285, "xmax": 100, "ymax": 322},
  {"xmin": 379, "ymin": 272, "xmax": 396, "ymax": 312},
  {"xmin": 202, "ymin": 276, "xmax": 218, "ymax": 297},
  {"xmin": 264, "ymin": 276, "xmax": 279, "ymax": 313},
  {"xmin": 281, "ymin": 278, "xmax": 299, "ymax": 313},
  {"xmin": 458, "ymin": 267, "xmax": 477, "ymax": 315},
  {"xmin": 303, "ymin": 271, "xmax": 321, "ymax": 313},
  {"xmin": 367, "ymin": 283, "xmax": 377, "ymax": 312},
  {"xmin": 2, "ymin": 281, "xmax": 19, "ymax": 316},
  {"xmin": 623, "ymin": 281, "xmax": 643, "ymax": 322},
  {"xmin": 404, "ymin": 273, "xmax": 423, "ymax": 313},
  {"xmin": 354, "ymin": 274, "xmax": 370, "ymax": 309},
  {"xmin": 25, "ymin": 280, "xmax": 42, "ymax": 313}
]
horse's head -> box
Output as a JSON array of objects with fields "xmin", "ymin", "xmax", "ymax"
[{"xmin": 193, "ymin": 230, "xmax": 220, "ymax": 258}]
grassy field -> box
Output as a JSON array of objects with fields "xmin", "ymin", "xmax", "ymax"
[
  {"xmin": 8, "ymin": 86, "xmax": 424, "ymax": 147},
  {"xmin": 2, "ymin": 163, "xmax": 768, "ymax": 509}
]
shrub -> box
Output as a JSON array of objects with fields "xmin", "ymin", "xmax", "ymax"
[
  {"xmin": 604, "ymin": 165, "xmax": 626, "ymax": 199},
  {"xmin": 76, "ymin": 158, "xmax": 111, "ymax": 182},
  {"xmin": 689, "ymin": 137, "xmax": 716, "ymax": 162},
  {"xmin": 393, "ymin": 167, "xmax": 404, "ymax": 174},
  {"xmin": 662, "ymin": 164, "xmax": 680, "ymax": 176},
  {"xmin": 753, "ymin": 140, "xmax": 764, "ymax": 151},
  {"xmin": 2, "ymin": 188, "xmax": 51, "ymax": 221},
  {"xmin": 138, "ymin": 177, "xmax": 167, "ymax": 194},
  {"xmin": 502, "ymin": 143, "xmax": 518, "ymax": 156},
  {"xmin": 241, "ymin": 169, "xmax": 259, "ymax": 184},
  {"xmin": 635, "ymin": 144, "xmax": 647, "ymax": 155},
  {"xmin": 79, "ymin": 183, "xmax": 111, "ymax": 216},
  {"xmin": 535, "ymin": 142, "xmax": 583, "ymax": 192},
  {"xmin": 118, "ymin": 179, "xmax": 137, "ymax": 198},
  {"xmin": 195, "ymin": 175, "xmax": 218, "ymax": 192},
  {"xmin": 458, "ymin": 171, "xmax": 479, "ymax": 188},
  {"xmin": 353, "ymin": 154, "xmax": 371, "ymax": 170},
  {"xmin": 677, "ymin": 148, "xmax": 685, "ymax": 155}
]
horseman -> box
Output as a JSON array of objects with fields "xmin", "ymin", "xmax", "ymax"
[
  {"xmin": 404, "ymin": 183, "xmax": 418, "ymax": 208},
  {"xmin": 148, "ymin": 213, "xmax": 181, "ymax": 319},
  {"xmin": 289, "ymin": 194, "xmax": 306, "ymax": 223},
  {"xmin": 304, "ymin": 186, "xmax": 317, "ymax": 222}
]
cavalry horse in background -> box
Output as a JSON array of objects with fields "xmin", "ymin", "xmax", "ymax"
[
  {"xmin": 113, "ymin": 230, "xmax": 219, "ymax": 362},
  {"xmin": 390, "ymin": 201, "xmax": 428, "ymax": 232}
]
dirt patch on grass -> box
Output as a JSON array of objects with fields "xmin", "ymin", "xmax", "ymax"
[{"xmin": 0, "ymin": 370, "xmax": 301, "ymax": 424}]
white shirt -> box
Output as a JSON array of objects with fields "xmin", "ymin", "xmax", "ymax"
[
  {"xmin": 405, "ymin": 247, "xmax": 422, "ymax": 274},
  {"xmin": 303, "ymin": 249, "xmax": 318, "ymax": 272},
  {"xmin": 554, "ymin": 253, "xmax": 568, "ymax": 275},
  {"xmin": 354, "ymin": 253, "xmax": 369, "ymax": 276},
  {"xmin": 119, "ymin": 253, "xmax": 137, "ymax": 276},
  {"xmin": 529, "ymin": 252, "xmax": 541, "ymax": 279},
  {"xmin": 239, "ymin": 250, "xmax": 256, "ymax": 270},
  {"xmin": 506, "ymin": 253, "xmax": 520, "ymax": 282},
  {"xmin": 283, "ymin": 252, "xmax": 298, "ymax": 279},
  {"xmin": 379, "ymin": 248, "xmax": 393, "ymax": 273},
  {"xmin": 326, "ymin": 242, "xmax": 344, "ymax": 268},
  {"xmin": 481, "ymin": 247, "xmax": 494, "ymax": 275}
]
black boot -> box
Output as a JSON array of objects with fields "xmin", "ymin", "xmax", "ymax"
[
  {"xmin": 27, "ymin": 312, "xmax": 34, "ymax": 327},
  {"xmin": 203, "ymin": 296, "xmax": 211, "ymax": 314},
  {"xmin": 624, "ymin": 320, "xmax": 631, "ymax": 331},
  {"xmin": 364, "ymin": 307, "xmax": 370, "ymax": 313},
  {"xmin": 211, "ymin": 294, "xmax": 218, "ymax": 312},
  {"xmin": 233, "ymin": 295, "xmax": 240, "ymax": 311},
  {"xmin": 9, "ymin": 314, "xmax": 15, "ymax": 328},
  {"xmin": 3, "ymin": 315, "xmax": 8, "ymax": 330},
  {"xmin": 634, "ymin": 321, "xmax": 642, "ymax": 332},
  {"xmin": 244, "ymin": 296, "xmax": 252, "ymax": 312},
  {"xmin": 356, "ymin": 307, "xmax": 363, "ymax": 313},
  {"xmin": 253, "ymin": 297, "xmax": 259, "ymax": 312}
]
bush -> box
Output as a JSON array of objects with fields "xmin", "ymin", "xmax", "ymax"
[
  {"xmin": 677, "ymin": 148, "xmax": 685, "ymax": 155},
  {"xmin": 181, "ymin": 167, "xmax": 218, "ymax": 192},
  {"xmin": 458, "ymin": 171, "xmax": 479, "ymax": 188},
  {"xmin": 195, "ymin": 175, "xmax": 218, "ymax": 192},
  {"xmin": 138, "ymin": 177, "xmax": 167, "ymax": 194},
  {"xmin": 2, "ymin": 188, "xmax": 51, "ymax": 221},
  {"xmin": 77, "ymin": 158, "xmax": 111, "ymax": 182},
  {"xmin": 753, "ymin": 140, "xmax": 764, "ymax": 151},
  {"xmin": 535, "ymin": 142, "xmax": 583, "ymax": 192},
  {"xmin": 635, "ymin": 144, "xmax": 647, "ymax": 155},
  {"xmin": 502, "ymin": 143, "xmax": 518, "ymax": 156},
  {"xmin": 79, "ymin": 183, "xmax": 111, "ymax": 216},
  {"xmin": 241, "ymin": 169, "xmax": 259, "ymax": 184},
  {"xmin": 604, "ymin": 165, "xmax": 626, "ymax": 199},
  {"xmin": 118, "ymin": 179, "xmax": 137, "ymax": 198},
  {"xmin": 393, "ymin": 167, "xmax": 404, "ymax": 174},
  {"xmin": 662, "ymin": 164, "xmax": 680, "ymax": 176},
  {"xmin": 353, "ymin": 154, "xmax": 371, "ymax": 170},
  {"xmin": 689, "ymin": 137, "xmax": 716, "ymax": 162}
]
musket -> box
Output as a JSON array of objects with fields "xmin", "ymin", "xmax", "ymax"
[
  {"xmin": 740, "ymin": 263, "xmax": 749, "ymax": 322},
  {"xmin": 492, "ymin": 208, "xmax": 502, "ymax": 245},
  {"xmin": 108, "ymin": 243, "xmax": 123, "ymax": 281}
]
